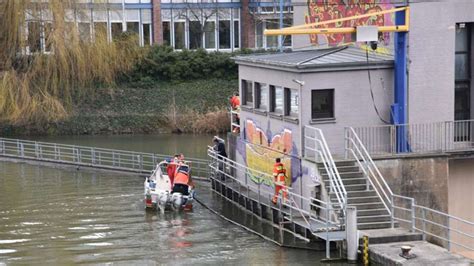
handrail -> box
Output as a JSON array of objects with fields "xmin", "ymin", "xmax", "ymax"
[
  {"xmin": 345, "ymin": 127, "xmax": 474, "ymax": 254},
  {"xmin": 0, "ymin": 137, "xmax": 210, "ymax": 178},
  {"xmin": 207, "ymin": 147, "xmax": 344, "ymax": 231},
  {"xmin": 350, "ymin": 119, "xmax": 474, "ymax": 156},
  {"xmin": 304, "ymin": 126, "xmax": 347, "ymax": 211}
]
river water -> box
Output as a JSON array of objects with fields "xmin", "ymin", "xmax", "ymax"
[{"xmin": 0, "ymin": 134, "xmax": 342, "ymax": 265}]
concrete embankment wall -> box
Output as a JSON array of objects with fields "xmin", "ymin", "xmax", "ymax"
[
  {"xmin": 373, "ymin": 156, "xmax": 450, "ymax": 212},
  {"xmin": 373, "ymin": 155, "xmax": 474, "ymax": 254}
]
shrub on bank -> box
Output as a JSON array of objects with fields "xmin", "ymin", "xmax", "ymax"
[{"xmin": 127, "ymin": 45, "xmax": 256, "ymax": 82}]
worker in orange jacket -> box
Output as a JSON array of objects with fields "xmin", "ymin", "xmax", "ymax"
[
  {"xmin": 230, "ymin": 92, "xmax": 240, "ymax": 133},
  {"xmin": 272, "ymin": 158, "xmax": 288, "ymax": 205},
  {"xmin": 230, "ymin": 92, "xmax": 240, "ymax": 110},
  {"xmin": 172, "ymin": 164, "xmax": 191, "ymax": 195}
]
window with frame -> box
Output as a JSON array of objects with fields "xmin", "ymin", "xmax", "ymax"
[
  {"xmin": 311, "ymin": 89, "xmax": 334, "ymax": 120},
  {"xmin": 204, "ymin": 21, "xmax": 216, "ymax": 49},
  {"xmin": 161, "ymin": 22, "xmax": 170, "ymax": 46},
  {"xmin": 285, "ymin": 88, "xmax": 298, "ymax": 116},
  {"xmin": 270, "ymin": 85, "xmax": 284, "ymax": 114},
  {"xmin": 219, "ymin": 20, "xmax": 231, "ymax": 49},
  {"xmin": 242, "ymin": 80, "xmax": 253, "ymax": 106},
  {"xmin": 255, "ymin": 82, "xmax": 268, "ymax": 111},
  {"xmin": 174, "ymin": 21, "xmax": 185, "ymax": 49},
  {"xmin": 455, "ymin": 23, "xmax": 471, "ymax": 121}
]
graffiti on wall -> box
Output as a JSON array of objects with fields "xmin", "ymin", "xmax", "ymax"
[
  {"xmin": 304, "ymin": 0, "xmax": 394, "ymax": 47},
  {"xmin": 238, "ymin": 119, "xmax": 301, "ymax": 188}
]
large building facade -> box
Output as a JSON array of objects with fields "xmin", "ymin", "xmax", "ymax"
[
  {"xmin": 152, "ymin": 0, "xmax": 293, "ymax": 51},
  {"xmin": 23, "ymin": 0, "xmax": 294, "ymax": 53}
]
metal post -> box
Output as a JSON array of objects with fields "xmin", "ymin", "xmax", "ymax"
[
  {"xmin": 20, "ymin": 143, "xmax": 24, "ymax": 157},
  {"xmin": 447, "ymin": 215, "xmax": 451, "ymax": 251},
  {"xmin": 326, "ymin": 219, "xmax": 330, "ymax": 259},
  {"xmin": 421, "ymin": 208, "xmax": 426, "ymax": 241},
  {"xmin": 346, "ymin": 206, "xmax": 358, "ymax": 263},
  {"xmin": 390, "ymin": 194, "xmax": 395, "ymax": 228},
  {"xmin": 35, "ymin": 142, "xmax": 39, "ymax": 158},
  {"xmin": 92, "ymin": 148, "xmax": 96, "ymax": 165},
  {"xmin": 54, "ymin": 144, "xmax": 58, "ymax": 160},
  {"xmin": 258, "ymin": 182, "xmax": 261, "ymax": 203},
  {"xmin": 411, "ymin": 198, "xmax": 416, "ymax": 232},
  {"xmin": 344, "ymin": 128, "xmax": 348, "ymax": 159}
]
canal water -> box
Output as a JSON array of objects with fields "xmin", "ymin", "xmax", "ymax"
[{"xmin": 0, "ymin": 134, "xmax": 345, "ymax": 265}]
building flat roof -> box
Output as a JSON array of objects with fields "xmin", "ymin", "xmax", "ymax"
[{"xmin": 233, "ymin": 46, "xmax": 394, "ymax": 72}]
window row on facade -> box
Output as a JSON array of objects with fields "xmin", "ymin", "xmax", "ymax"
[
  {"xmin": 25, "ymin": 8, "xmax": 152, "ymax": 54},
  {"xmin": 241, "ymin": 79, "xmax": 335, "ymax": 122},
  {"xmin": 161, "ymin": 8, "xmax": 240, "ymax": 50},
  {"xmin": 241, "ymin": 79, "xmax": 299, "ymax": 118}
]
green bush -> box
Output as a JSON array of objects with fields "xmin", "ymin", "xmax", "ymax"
[{"xmin": 128, "ymin": 45, "xmax": 251, "ymax": 82}]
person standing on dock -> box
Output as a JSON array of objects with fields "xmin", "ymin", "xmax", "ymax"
[
  {"xmin": 213, "ymin": 137, "xmax": 227, "ymax": 180},
  {"xmin": 272, "ymin": 158, "xmax": 288, "ymax": 205}
]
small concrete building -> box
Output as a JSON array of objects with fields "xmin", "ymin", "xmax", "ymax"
[{"xmin": 232, "ymin": 45, "xmax": 393, "ymax": 205}]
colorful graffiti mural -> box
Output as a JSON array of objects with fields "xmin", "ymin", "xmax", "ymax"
[
  {"xmin": 239, "ymin": 120, "xmax": 301, "ymax": 188},
  {"xmin": 304, "ymin": 0, "xmax": 394, "ymax": 47}
]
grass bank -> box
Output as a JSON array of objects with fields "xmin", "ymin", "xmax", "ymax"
[{"xmin": 0, "ymin": 79, "xmax": 237, "ymax": 136}]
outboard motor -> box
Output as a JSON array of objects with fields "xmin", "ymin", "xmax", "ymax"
[
  {"xmin": 158, "ymin": 191, "xmax": 169, "ymax": 206},
  {"xmin": 171, "ymin": 193, "xmax": 184, "ymax": 210}
]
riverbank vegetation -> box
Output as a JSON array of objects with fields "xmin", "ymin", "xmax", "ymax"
[{"xmin": 0, "ymin": 1, "xmax": 241, "ymax": 136}]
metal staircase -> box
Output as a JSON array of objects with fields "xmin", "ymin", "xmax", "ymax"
[{"xmin": 318, "ymin": 160, "xmax": 392, "ymax": 230}]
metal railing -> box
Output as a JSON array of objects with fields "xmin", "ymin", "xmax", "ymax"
[
  {"xmin": 304, "ymin": 126, "xmax": 347, "ymax": 211},
  {"xmin": 230, "ymin": 108, "xmax": 240, "ymax": 133},
  {"xmin": 207, "ymin": 146, "xmax": 343, "ymax": 231},
  {"xmin": 0, "ymin": 137, "xmax": 210, "ymax": 178},
  {"xmin": 345, "ymin": 127, "xmax": 393, "ymax": 216},
  {"xmin": 349, "ymin": 120, "xmax": 474, "ymax": 157},
  {"xmin": 345, "ymin": 128, "xmax": 474, "ymax": 254}
]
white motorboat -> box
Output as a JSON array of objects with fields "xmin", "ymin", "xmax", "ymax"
[{"xmin": 144, "ymin": 160, "xmax": 194, "ymax": 212}]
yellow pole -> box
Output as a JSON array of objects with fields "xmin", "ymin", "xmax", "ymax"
[
  {"xmin": 265, "ymin": 25, "xmax": 409, "ymax": 36},
  {"xmin": 283, "ymin": 6, "xmax": 407, "ymax": 30},
  {"xmin": 363, "ymin": 235, "xmax": 369, "ymax": 266}
]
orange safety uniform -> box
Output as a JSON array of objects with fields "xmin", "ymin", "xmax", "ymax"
[
  {"xmin": 174, "ymin": 171, "xmax": 190, "ymax": 185},
  {"xmin": 272, "ymin": 162, "xmax": 288, "ymax": 204},
  {"xmin": 230, "ymin": 95, "xmax": 240, "ymax": 110}
]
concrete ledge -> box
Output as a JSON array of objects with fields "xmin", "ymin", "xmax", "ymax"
[
  {"xmin": 369, "ymin": 241, "xmax": 472, "ymax": 265},
  {"xmin": 359, "ymin": 228, "xmax": 423, "ymax": 245}
]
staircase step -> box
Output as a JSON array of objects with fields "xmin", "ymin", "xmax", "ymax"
[
  {"xmin": 317, "ymin": 161, "xmax": 356, "ymax": 168},
  {"xmin": 322, "ymin": 172, "xmax": 364, "ymax": 179},
  {"xmin": 330, "ymin": 190, "xmax": 377, "ymax": 198},
  {"xmin": 358, "ymin": 215, "xmax": 392, "ymax": 224},
  {"xmin": 345, "ymin": 202, "xmax": 386, "ymax": 210},
  {"xmin": 356, "ymin": 208, "xmax": 390, "ymax": 216},
  {"xmin": 324, "ymin": 177, "xmax": 367, "ymax": 186},
  {"xmin": 319, "ymin": 165, "xmax": 360, "ymax": 173},
  {"xmin": 346, "ymin": 196, "xmax": 381, "ymax": 204},
  {"xmin": 358, "ymin": 221, "xmax": 393, "ymax": 230},
  {"xmin": 340, "ymin": 183, "xmax": 371, "ymax": 191}
]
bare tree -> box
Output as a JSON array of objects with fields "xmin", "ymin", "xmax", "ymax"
[{"xmin": 247, "ymin": 0, "xmax": 293, "ymax": 48}]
